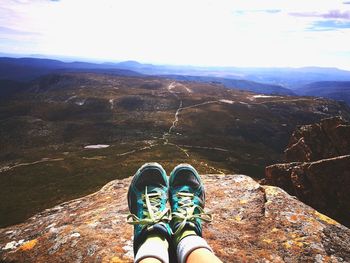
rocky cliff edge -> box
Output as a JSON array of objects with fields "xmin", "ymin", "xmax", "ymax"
[
  {"xmin": 1, "ymin": 174, "xmax": 350, "ymax": 262},
  {"xmin": 265, "ymin": 117, "xmax": 350, "ymax": 228}
]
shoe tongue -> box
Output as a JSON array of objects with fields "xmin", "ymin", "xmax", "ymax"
[
  {"xmin": 145, "ymin": 185, "xmax": 161, "ymax": 194},
  {"xmin": 178, "ymin": 185, "xmax": 192, "ymax": 193}
]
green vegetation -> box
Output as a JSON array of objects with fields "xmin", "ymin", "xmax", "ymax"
[{"xmin": 1, "ymin": 73, "xmax": 349, "ymax": 227}]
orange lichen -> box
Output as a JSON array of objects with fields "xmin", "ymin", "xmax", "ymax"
[
  {"xmin": 314, "ymin": 211, "xmax": 338, "ymax": 225},
  {"xmin": 296, "ymin": 241, "xmax": 305, "ymax": 247},
  {"xmin": 262, "ymin": 239, "xmax": 273, "ymax": 244},
  {"xmin": 109, "ymin": 256, "xmax": 125, "ymax": 263},
  {"xmin": 283, "ymin": 241, "xmax": 292, "ymax": 249},
  {"xmin": 283, "ymin": 236, "xmax": 308, "ymax": 250},
  {"xmin": 293, "ymin": 237, "xmax": 308, "ymax": 248},
  {"xmin": 19, "ymin": 239, "xmax": 38, "ymax": 251},
  {"xmin": 234, "ymin": 215, "xmax": 242, "ymax": 221},
  {"xmin": 290, "ymin": 215, "xmax": 298, "ymax": 221},
  {"xmin": 283, "ymin": 240, "xmax": 304, "ymax": 249},
  {"xmin": 264, "ymin": 186, "xmax": 280, "ymax": 197},
  {"xmin": 102, "ymin": 256, "xmax": 128, "ymax": 263},
  {"xmin": 239, "ymin": 199, "xmax": 248, "ymax": 204}
]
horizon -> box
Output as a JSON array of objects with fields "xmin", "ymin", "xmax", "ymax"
[
  {"xmin": 1, "ymin": 0, "xmax": 350, "ymax": 70},
  {"xmin": 2, "ymin": 53, "xmax": 350, "ymax": 72}
]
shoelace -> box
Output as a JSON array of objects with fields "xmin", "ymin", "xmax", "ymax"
[
  {"xmin": 127, "ymin": 186, "xmax": 171, "ymax": 229},
  {"xmin": 172, "ymin": 192, "xmax": 213, "ymax": 235}
]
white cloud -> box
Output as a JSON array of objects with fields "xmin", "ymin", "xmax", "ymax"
[{"xmin": 0, "ymin": 0, "xmax": 350, "ymax": 69}]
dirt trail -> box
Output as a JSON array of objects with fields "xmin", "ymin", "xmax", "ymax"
[
  {"xmin": 181, "ymin": 100, "xmax": 219, "ymax": 110},
  {"xmin": 0, "ymin": 158, "xmax": 64, "ymax": 173},
  {"xmin": 162, "ymin": 82, "xmax": 188, "ymax": 157},
  {"xmin": 168, "ymin": 100, "xmax": 183, "ymax": 134},
  {"xmin": 116, "ymin": 143, "xmax": 158, "ymax": 157},
  {"xmin": 164, "ymin": 82, "xmax": 233, "ymax": 161},
  {"xmin": 178, "ymin": 145, "xmax": 229, "ymax": 152},
  {"xmin": 165, "ymin": 82, "xmax": 220, "ymax": 138}
]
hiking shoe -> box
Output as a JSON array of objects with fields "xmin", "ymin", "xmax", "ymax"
[
  {"xmin": 127, "ymin": 162, "xmax": 172, "ymax": 254},
  {"xmin": 169, "ymin": 164, "xmax": 212, "ymax": 241}
]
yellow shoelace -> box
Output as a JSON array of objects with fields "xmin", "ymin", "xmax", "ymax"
[
  {"xmin": 127, "ymin": 186, "xmax": 171, "ymax": 228},
  {"xmin": 172, "ymin": 192, "xmax": 212, "ymax": 235}
]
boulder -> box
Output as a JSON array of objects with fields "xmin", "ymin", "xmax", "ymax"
[
  {"xmin": 1, "ymin": 174, "xmax": 350, "ymax": 262},
  {"xmin": 285, "ymin": 116, "xmax": 350, "ymax": 162}
]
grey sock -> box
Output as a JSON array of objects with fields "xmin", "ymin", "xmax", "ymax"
[
  {"xmin": 134, "ymin": 238, "xmax": 169, "ymax": 263},
  {"xmin": 177, "ymin": 235, "xmax": 213, "ymax": 263}
]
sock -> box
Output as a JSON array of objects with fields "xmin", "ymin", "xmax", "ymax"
[
  {"xmin": 174, "ymin": 229, "xmax": 197, "ymax": 245},
  {"xmin": 134, "ymin": 234, "xmax": 169, "ymax": 263},
  {"xmin": 176, "ymin": 235, "xmax": 213, "ymax": 263}
]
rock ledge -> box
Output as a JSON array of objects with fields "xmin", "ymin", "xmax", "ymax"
[{"xmin": 1, "ymin": 174, "xmax": 350, "ymax": 262}]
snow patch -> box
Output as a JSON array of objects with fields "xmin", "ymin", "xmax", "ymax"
[
  {"xmin": 220, "ymin": 99, "xmax": 234, "ymax": 104},
  {"xmin": 75, "ymin": 100, "xmax": 85, "ymax": 106},
  {"xmin": 84, "ymin": 144, "xmax": 110, "ymax": 149},
  {"xmin": 252, "ymin": 95, "xmax": 276, "ymax": 98}
]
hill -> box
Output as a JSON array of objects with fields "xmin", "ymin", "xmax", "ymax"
[
  {"xmin": 0, "ymin": 57, "xmax": 142, "ymax": 81},
  {"xmin": 0, "ymin": 79, "xmax": 27, "ymax": 99},
  {"xmin": 160, "ymin": 75, "xmax": 295, "ymax": 95},
  {"xmin": 295, "ymin": 81, "xmax": 350, "ymax": 105},
  {"xmin": 0, "ymin": 72, "xmax": 349, "ymax": 228}
]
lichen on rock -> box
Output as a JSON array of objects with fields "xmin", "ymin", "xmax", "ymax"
[{"xmin": 1, "ymin": 174, "xmax": 350, "ymax": 262}]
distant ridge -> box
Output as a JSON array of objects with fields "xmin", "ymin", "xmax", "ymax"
[
  {"xmin": 2, "ymin": 56, "xmax": 350, "ymax": 95},
  {"xmin": 0, "ymin": 57, "xmax": 142, "ymax": 81},
  {"xmin": 0, "ymin": 57, "xmax": 294, "ymax": 95},
  {"xmin": 296, "ymin": 81, "xmax": 350, "ymax": 105},
  {"xmin": 161, "ymin": 74, "xmax": 295, "ymax": 95}
]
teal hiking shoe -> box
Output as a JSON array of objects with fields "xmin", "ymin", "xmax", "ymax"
[
  {"xmin": 127, "ymin": 163, "xmax": 172, "ymax": 255},
  {"xmin": 169, "ymin": 164, "xmax": 212, "ymax": 242}
]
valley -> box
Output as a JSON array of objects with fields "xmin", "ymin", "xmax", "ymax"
[{"xmin": 1, "ymin": 72, "xmax": 349, "ymax": 227}]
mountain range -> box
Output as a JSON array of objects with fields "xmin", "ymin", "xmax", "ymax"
[
  {"xmin": 295, "ymin": 81, "xmax": 350, "ymax": 105},
  {"xmin": 2, "ymin": 57, "xmax": 350, "ymax": 102}
]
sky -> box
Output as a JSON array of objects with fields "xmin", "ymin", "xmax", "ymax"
[{"xmin": 1, "ymin": 0, "xmax": 350, "ymax": 69}]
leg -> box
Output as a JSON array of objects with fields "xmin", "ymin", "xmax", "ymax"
[
  {"xmin": 169, "ymin": 164, "xmax": 223, "ymax": 263},
  {"xmin": 127, "ymin": 163, "xmax": 172, "ymax": 263},
  {"xmin": 187, "ymin": 248, "xmax": 222, "ymax": 263},
  {"xmin": 139, "ymin": 258, "xmax": 162, "ymax": 263}
]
